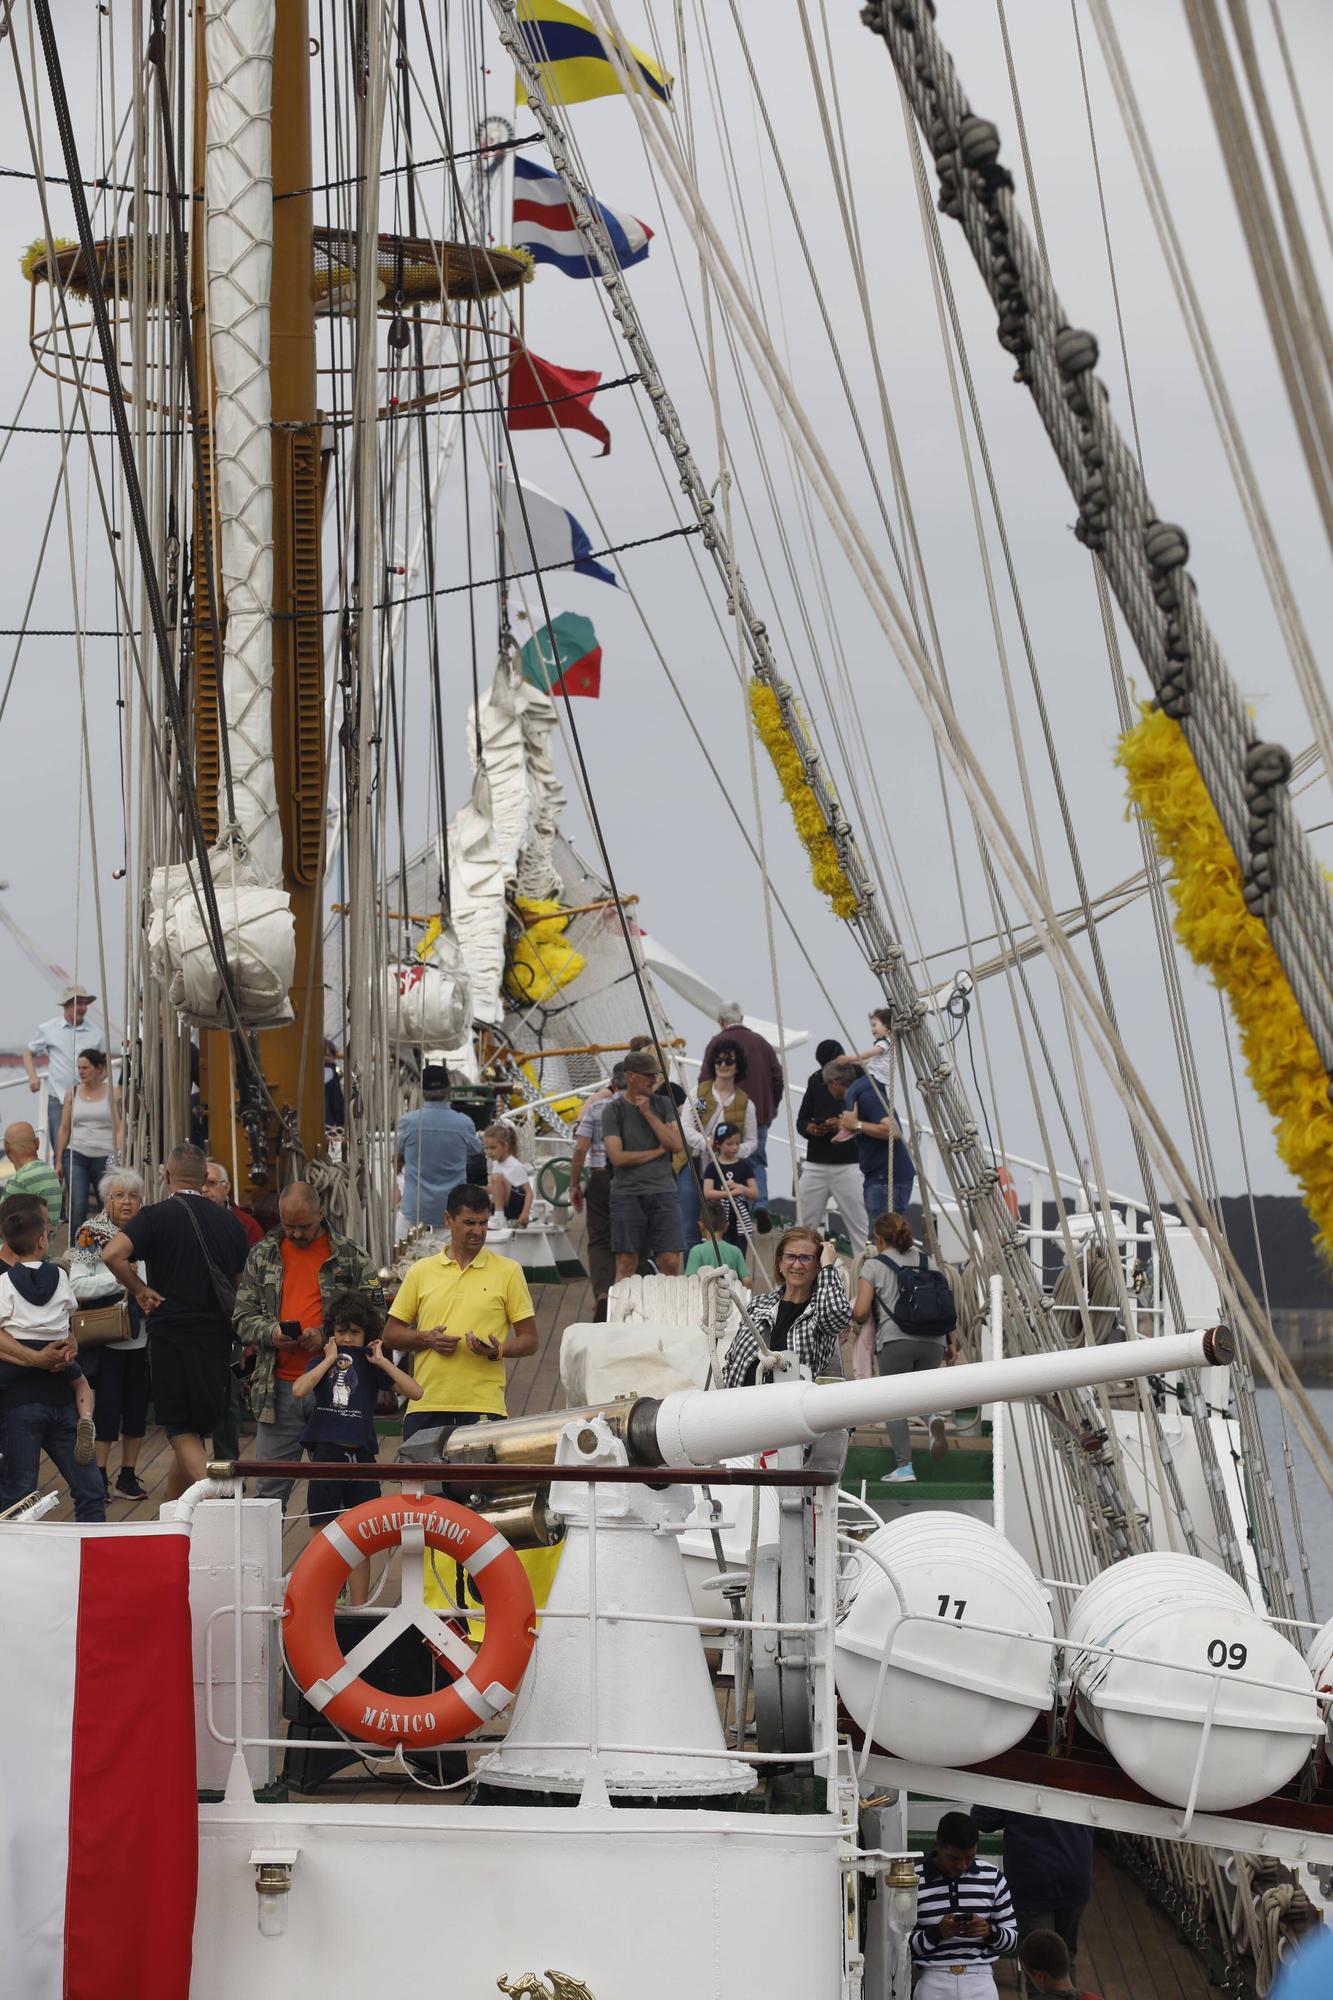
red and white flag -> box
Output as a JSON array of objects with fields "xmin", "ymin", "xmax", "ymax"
[{"xmin": 0, "ymin": 1523, "xmax": 198, "ymax": 2000}]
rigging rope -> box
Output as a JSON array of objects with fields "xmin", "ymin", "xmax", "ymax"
[
  {"xmin": 516, "ymin": 0, "xmax": 1333, "ymax": 1505},
  {"xmin": 863, "ymin": 0, "xmax": 1333, "ymax": 1097}
]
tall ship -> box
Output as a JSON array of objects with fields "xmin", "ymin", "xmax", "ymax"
[{"xmin": 1, "ymin": 3, "xmax": 1332, "ymax": 1997}]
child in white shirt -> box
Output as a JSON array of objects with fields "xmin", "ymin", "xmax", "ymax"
[
  {"xmin": 0, "ymin": 1200, "xmax": 95, "ymax": 1461},
  {"xmin": 851, "ymin": 1007, "xmax": 894, "ymax": 1095},
  {"xmin": 482, "ymin": 1123, "xmax": 533, "ymax": 1226}
]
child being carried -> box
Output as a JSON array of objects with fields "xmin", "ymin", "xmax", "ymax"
[{"xmin": 0, "ymin": 1197, "xmax": 95, "ymax": 1464}]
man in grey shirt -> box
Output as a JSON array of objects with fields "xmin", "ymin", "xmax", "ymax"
[{"xmin": 602, "ymin": 1050, "xmax": 686, "ymax": 1282}]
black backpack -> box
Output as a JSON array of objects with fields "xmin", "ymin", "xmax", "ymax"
[{"xmin": 877, "ymin": 1250, "xmax": 957, "ymax": 1339}]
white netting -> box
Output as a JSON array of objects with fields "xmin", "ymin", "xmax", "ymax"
[{"xmin": 205, "ymin": 0, "xmax": 279, "ymax": 878}]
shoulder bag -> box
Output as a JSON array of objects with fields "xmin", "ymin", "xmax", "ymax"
[{"xmin": 174, "ymin": 1194, "xmax": 239, "ymax": 1319}]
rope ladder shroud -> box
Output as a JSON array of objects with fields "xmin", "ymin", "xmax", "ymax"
[
  {"xmin": 862, "ymin": 0, "xmax": 1333, "ymax": 1091},
  {"xmin": 491, "ymin": 0, "xmax": 1160, "ymax": 1559}
]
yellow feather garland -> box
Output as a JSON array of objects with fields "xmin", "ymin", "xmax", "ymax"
[
  {"xmin": 1116, "ymin": 704, "xmax": 1333, "ymax": 1254},
  {"xmin": 20, "ymin": 236, "xmax": 74, "ymax": 281},
  {"xmin": 749, "ymin": 682, "xmax": 858, "ymax": 918}
]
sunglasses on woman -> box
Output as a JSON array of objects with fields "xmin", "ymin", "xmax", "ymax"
[{"xmin": 714, "ymin": 1055, "xmax": 736, "ymax": 1067}]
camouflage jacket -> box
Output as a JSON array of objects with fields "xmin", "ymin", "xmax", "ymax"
[{"xmin": 236, "ymin": 1228, "xmax": 384, "ymax": 1424}]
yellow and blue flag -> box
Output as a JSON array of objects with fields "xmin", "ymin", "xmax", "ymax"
[{"xmin": 514, "ymin": 0, "xmax": 672, "ymax": 108}]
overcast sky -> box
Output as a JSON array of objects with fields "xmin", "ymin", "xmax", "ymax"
[{"xmin": 2, "ymin": 0, "xmax": 1331, "ymax": 1207}]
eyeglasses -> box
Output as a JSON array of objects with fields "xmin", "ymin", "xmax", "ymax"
[
  {"xmin": 714, "ymin": 1055, "xmax": 736, "ymax": 1066},
  {"xmin": 784, "ymin": 1251, "xmax": 815, "ymax": 1264}
]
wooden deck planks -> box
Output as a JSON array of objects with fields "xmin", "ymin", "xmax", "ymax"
[{"xmin": 1071, "ymin": 1850, "xmax": 1215, "ymax": 2000}]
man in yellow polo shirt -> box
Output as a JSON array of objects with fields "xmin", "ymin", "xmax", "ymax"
[{"xmin": 386, "ymin": 1182, "xmax": 538, "ymax": 1443}]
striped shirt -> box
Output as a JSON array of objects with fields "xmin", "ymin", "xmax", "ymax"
[
  {"xmin": 574, "ymin": 1093, "xmax": 615, "ymax": 1171},
  {"xmin": 910, "ymin": 1854, "xmax": 1017, "ymax": 1968}
]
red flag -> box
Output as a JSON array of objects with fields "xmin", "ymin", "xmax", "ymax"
[{"xmin": 507, "ymin": 340, "xmax": 611, "ymax": 456}]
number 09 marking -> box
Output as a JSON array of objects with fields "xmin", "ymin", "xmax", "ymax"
[{"xmin": 1206, "ymin": 1638, "xmax": 1248, "ymax": 1670}]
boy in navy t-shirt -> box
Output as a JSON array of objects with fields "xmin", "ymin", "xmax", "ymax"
[{"xmin": 292, "ymin": 1290, "xmax": 421, "ymax": 1604}]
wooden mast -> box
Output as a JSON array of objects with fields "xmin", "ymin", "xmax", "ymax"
[{"xmin": 194, "ymin": 0, "xmax": 327, "ymax": 1193}]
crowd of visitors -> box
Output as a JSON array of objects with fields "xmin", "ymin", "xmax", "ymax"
[
  {"xmin": 0, "ymin": 985, "xmax": 943, "ymax": 1517},
  {"xmin": 0, "ymin": 987, "xmax": 1185, "ymax": 1992}
]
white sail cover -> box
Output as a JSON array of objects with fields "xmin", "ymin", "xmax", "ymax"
[
  {"xmin": 385, "ymin": 924, "xmax": 472, "ymax": 1049},
  {"xmin": 148, "ymin": 846, "xmax": 295, "ymax": 1030},
  {"xmin": 205, "ymin": 0, "xmax": 281, "ymax": 883}
]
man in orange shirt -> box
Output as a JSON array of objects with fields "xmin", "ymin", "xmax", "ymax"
[{"xmin": 233, "ymin": 1182, "xmax": 382, "ymax": 1505}]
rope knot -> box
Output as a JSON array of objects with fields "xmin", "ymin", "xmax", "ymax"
[
  {"xmin": 1244, "ymin": 739, "xmax": 1292, "ymax": 796},
  {"xmin": 958, "ymin": 115, "xmax": 1001, "ymax": 170},
  {"xmin": 1054, "ymin": 325, "xmax": 1099, "ymax": 377},
  {"xmin": 1143, "ymin": 519, "xmax": 1190, "ymax": 572}
]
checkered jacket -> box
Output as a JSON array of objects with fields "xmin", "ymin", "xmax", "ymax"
[{"xmin": 721, "ymin": 1264, "xmax": 850, "ymax": 1387}]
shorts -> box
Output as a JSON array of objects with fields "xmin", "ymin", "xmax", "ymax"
[
  {"xmin": 610, "ymin": 1184, "xmax": 684, "ymax": 1257},
  {"xmin": 306, "ymin": 1445, "xmax": 380, "ymax": 1530},
  {"xmin": 401, "ymin": 1409, "xmax": 497, "ymax": 1446},
  {"xmin": 502, "ymin": 1186, "xmax": 526, "ymax": 1221},
  {"xmin": 149, "ymin": 1332, "xmax": 233, "ymax": 1440}
]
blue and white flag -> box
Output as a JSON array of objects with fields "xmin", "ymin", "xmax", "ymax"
[
  {"xmin": 512, "ymin": 155, "xmax": 652, "ymax": 280},
  {"xmin": 500, "ymin": 475, "xmax": 618, "ymax": 587}
]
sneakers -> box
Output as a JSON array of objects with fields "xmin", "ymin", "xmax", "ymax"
[
  {"xmin": 114, "ymin": 1466, "xmax": 148, "ymax": 1503},
  {"xmin": 929, "ymin": 1415, "xmax": 950, "ymax": 1462},
  {"xmin": 74, "ymin": 1416, "xmax": 95, "ymax": 1466},
  {"xmin": 887, "ymin": 1462, "xmax": 917, "ymax": 1483}
]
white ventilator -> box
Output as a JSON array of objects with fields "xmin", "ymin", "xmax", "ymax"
[{"xmin": 205, "ymin": 0, "xmax": 282, "ymax": 884}]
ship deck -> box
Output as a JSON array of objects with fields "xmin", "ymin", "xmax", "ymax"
[{"xmin": 37, "ymin": 1267, "xmax": 1216, "ymax": 2000}]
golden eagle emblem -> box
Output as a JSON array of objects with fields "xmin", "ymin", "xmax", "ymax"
[{"xmin": 496, "ymin": 1976, "xmax": 595, "ymax": 2000}]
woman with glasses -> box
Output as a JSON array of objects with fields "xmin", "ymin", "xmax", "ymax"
[
  {"xmin": 678, "ymin": 1039, "xmax": 760, "ymax": 1245},
  {"xmin": 722, "ymin": 1224, "xmax": 850, "ymax": 1388}
]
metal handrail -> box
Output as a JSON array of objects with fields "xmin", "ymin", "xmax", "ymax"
[{"xmin": 206, "ymin": 1474, "xmax": 846, "ymax": 1786}]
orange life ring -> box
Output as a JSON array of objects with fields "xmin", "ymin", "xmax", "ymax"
[
  {"xmin": 282, "ymin": 1494, "xmax": 537, "ymax": 1747},
  {"xmin": 997, "ymin": 1166, "xmax": 1020, "ymax": 1220}
]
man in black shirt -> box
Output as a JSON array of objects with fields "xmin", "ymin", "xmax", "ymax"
[
  {"xmin": 795, "ymin": 1039, "xmax": 869, "ymax": 1253},
  {"xmin": 104, "ymin": 1142, "xmax": 249, "ymax": 1499}
]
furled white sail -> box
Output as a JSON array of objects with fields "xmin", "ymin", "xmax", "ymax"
[
  {"xmin": 447, "ymin": 663, "xmax": 563, "ymax": 1025},
  {"xmin": 204, "ymin": 0, "xmax": 281, "ymax": 883}
]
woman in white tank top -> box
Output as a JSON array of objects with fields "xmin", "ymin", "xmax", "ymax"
[{"xmin": 56, "ymin": 1047, "xmax": 123, "ymax": 1231}]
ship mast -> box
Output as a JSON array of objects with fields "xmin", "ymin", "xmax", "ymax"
[{"xmin": 193, "ymin": 0, "xmax": 326, "ymax": 1192}]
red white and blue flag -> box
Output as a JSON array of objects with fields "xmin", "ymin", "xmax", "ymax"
[
  {"xmin": 501, "ymin": 474, "xmax": 618, "ymax": 587},
  {"xmin": 0, "ymin": 1523, "xmax": 197, "ymax": 1999},
  {"xmin": 512, "ymin": 155, "xmax": 652, "ymax": 280}
]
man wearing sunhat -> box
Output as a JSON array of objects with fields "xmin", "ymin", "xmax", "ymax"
[{"xmin": 23, "ymin": 984, "xmax": 104, "ymax": 1162}]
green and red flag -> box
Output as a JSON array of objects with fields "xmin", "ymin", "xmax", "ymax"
[{"xmin": 519, "ymin": 611, "xmax": 602, "ymax": 698}]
